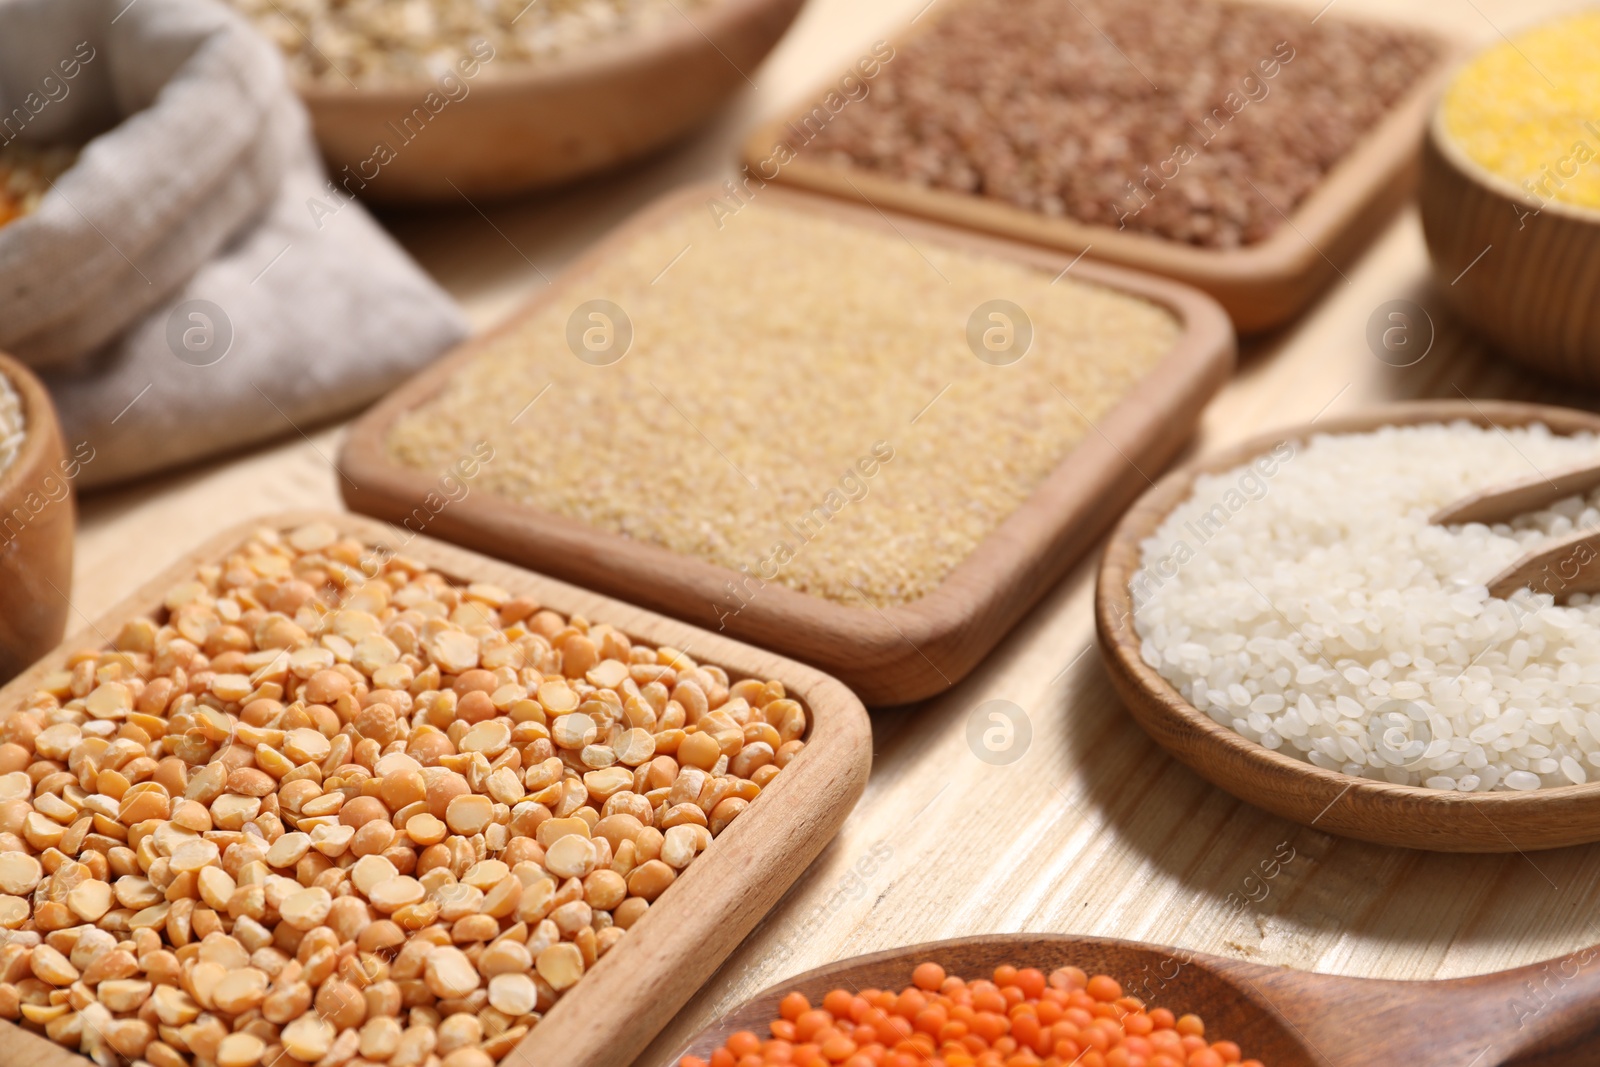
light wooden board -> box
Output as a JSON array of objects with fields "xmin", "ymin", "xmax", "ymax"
[
  {"xmin": 0, "ymin": 512, "xmax": 872, "ymax": 1067},
  {"xmin": 338, "ymin": 182, "xmax": 1234, "ymax": 706},
  {"xmin": 741, "ymin": 0, "xmax": 1463, "ymax": 333},
  {"xmin": 53, "ymin": 2, "xmax": 1600, "ymax": 1066}
]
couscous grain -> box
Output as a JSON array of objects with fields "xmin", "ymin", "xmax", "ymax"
[{"xmin": 385, "ymin": 200, "xmax": 1181, "ymax": 607}]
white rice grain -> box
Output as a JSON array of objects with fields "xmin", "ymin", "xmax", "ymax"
[{"xmin": 1133, "ymin": 421, "xmax": 1600, "ymax": 792}]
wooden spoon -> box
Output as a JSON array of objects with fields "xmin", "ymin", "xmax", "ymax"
[
  {"xmin": 674, "ymin": 934, "xmax": 1600, "ymax": 1067},
  {"xmin": 1484, "ymin": 528, "xmax": 1600, "ymax": 601},
  {"xmin": 1430, "ymin": 462, "xmax": 1600, "ymax": 600},
  {"xmin": 1431, "ymin": 461, "xmax": 1600, "ymax": 527}
]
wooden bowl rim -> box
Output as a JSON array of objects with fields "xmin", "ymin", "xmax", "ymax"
[
  {"xmin": 1427, "ymin": 92, "xmax": 1600, "ymax": 227},
  {"xmin": 1096, "ymin": 398, "xmax": 1600, "ymax": 824},
  {"xmin": 739, "ymin": 1, "xmax": 1466, "ymax": 278},
  {"xmin": 0, "ymin": 352, "xmax": 61, "ymax": 506},
  {"xmin": 295, "ymin": 0, "xmax": 793, "ymax": 104}
]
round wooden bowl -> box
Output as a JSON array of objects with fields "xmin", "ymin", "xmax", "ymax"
[
  {"xmin": 0, "ymin": 352, "xmax": 73, "ymax": 684},
  {"xmin": 1420, "ymin": 99, "xmax": 1600, "ymax": 384},
  {"xmin": 1096, "ymin": 399, "xmax": 1600, "ymax": 853},
  {"xmin": 300, "ymin": 0, "xmax": 805, "ymax": 204}
]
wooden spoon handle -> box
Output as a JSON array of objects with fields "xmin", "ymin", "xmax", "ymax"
[
  {"xmin": 1486, "ymin": 528, "xmax": 1600, "ymax": 600},
  {"xmin": 1433, "ymin": 462, "xmax": 1600, "ymax": 527},
  {"xmin": 1438, "ymin": 950, "xmax": 1600, "ymax": 1064},
  {"xmin": 1226, "ymin": 947, "xmax": 1600, "ymax": 1065}
]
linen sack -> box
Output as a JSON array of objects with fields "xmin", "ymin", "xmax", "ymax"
[{"xmin": 0, "ymin": 0, "xmax": 468, "ymax": 487}]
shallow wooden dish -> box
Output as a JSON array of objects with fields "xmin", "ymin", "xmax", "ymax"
[
  {"xmin": 1420, "ymin": 104, "xmax": 1600, "ymax": 385},
  {"xmin": 299, "ymin": 0, "xmax": 803, "ymax": 203},
  {"xmin": 0, "ymin": 352, "xmax": 73, "ymax": 685},
  {"xmin": 673, "ymin": 934, "xmax": 1600, "ymax": 1067},
  {"xmin": 338, "ymin": 182, "xmax": 1235, "ymax": 706},
  {"xmin": 742, "ymin": 5, "xmax": 1458, "ymax": 333},
  {"xmin": 1097, "ymin": 400, "xmax": 1600, "ymax": 853},
  {"xmin": 0, "ymin": 511, "xmax": 872, "ymax": 1067}
]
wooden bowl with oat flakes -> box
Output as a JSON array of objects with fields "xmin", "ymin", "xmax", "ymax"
[{"xmin": 235, "ymin": 0, "xmax": 806, "ymax": 203}]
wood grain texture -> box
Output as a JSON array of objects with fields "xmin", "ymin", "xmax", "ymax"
[
  {"xmin": 675, "ymin": 934, "xmax": 1600, "ymax": 1066},
  {"xmin": 1432, "ymin": 460, "xmax": 1600, "ymax": 526},
  {"xmin": 338, "ymin": 182, "xmax": 1235, "ymax": 707},
  {"xmin": 56, "ymin": 3, "xmax": 1600, "ymax": 1066},
  {"xmin": 0, "ymin": 353, "xmax": 73, "ymax": 686},
  {"xmin": 1487, "ymin": 528, "xmax": 1600, "ymax": 601},
  {"xmin": 739, "ymin": 3, "xmax": 1462, "ymax": 333},
  {"xmin": 1421, "ymin": 109, "xmax": 1600, "ymax": 386},
  {"xmin": 0, "ymin": 511, "xmax": 872, "ymax": 1067},
  {"xmin": 299, "ymin": 0, "xmax": 805, "ymax": 203},
  {"xmin": 1097, "ymin": 400, "xmax": 1600, "ymax": 852}
]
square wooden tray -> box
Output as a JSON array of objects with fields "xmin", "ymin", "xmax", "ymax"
[
  {"xmin": 338, "ymin": 183, "xmax": 1235, "ymax": 706},
  {"xmin": 741, "ymin": 4, "xmax": 1461, "ymax": 333},
  {"xmin": 0, "ymin": 511, "xmax": 872, "ymax": 1067}
]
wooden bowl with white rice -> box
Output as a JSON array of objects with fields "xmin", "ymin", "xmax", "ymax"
[
  {"xmin": 0, "ymin": 352, "xmax": 73, "ymax": 683},
  {"xmin": 1098, "ymin": 400, "xmax": 1600, "ymax": 851}
]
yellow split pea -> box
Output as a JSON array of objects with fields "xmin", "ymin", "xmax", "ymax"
[{"xmin": 0, "ymin": 523, "xmax": 808, "ymax": 1067}]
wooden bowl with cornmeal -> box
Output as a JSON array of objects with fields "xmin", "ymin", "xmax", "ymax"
[{"xmin": 1420, "ymin": 10, "xmax": 1600, "ymax": 384}]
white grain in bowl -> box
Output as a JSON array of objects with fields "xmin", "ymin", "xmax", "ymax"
[
  {"xmin": 0, "ymin": 369, "xmax": 23, "ymax": 478},
  {"xmin": 1133, "ymin": 421, "xmax": 1600, "ymax": 793},
  {"xmin": 227, "ymin": 0, "xmax": 729, "ymax": 86}
]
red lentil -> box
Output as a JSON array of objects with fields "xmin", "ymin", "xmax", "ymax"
[{"xmin": 682, "ymin": 962, "xmax": 1266, "ymax": 1067}]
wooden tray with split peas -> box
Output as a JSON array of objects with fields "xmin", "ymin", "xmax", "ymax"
[{"xmin": 0, "ymin": 512, "xmax": 871, "ymax": 1067}]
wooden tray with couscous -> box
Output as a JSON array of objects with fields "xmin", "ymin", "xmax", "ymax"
[{"xmin": 338, "ymin": 183, "xmax": 1234, "ymax": 706}]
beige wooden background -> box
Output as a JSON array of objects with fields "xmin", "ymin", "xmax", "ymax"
[{"xmin": 62, "ymin": 0, "xmax": 1600, "ymax": 1062}]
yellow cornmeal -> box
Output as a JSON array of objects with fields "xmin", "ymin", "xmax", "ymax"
[
  {"xmin": 387, "ymin": 200, "xmax": 1180, "ymax": 608},
  {"xmin": 1442, "ymin": 9, "xmax": 1600, "ymax": 211}
]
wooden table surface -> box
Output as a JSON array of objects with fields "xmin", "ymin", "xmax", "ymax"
[{"xmin": 66, "ymin": 0, "xmax": 1600, "ymax": 1062}]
